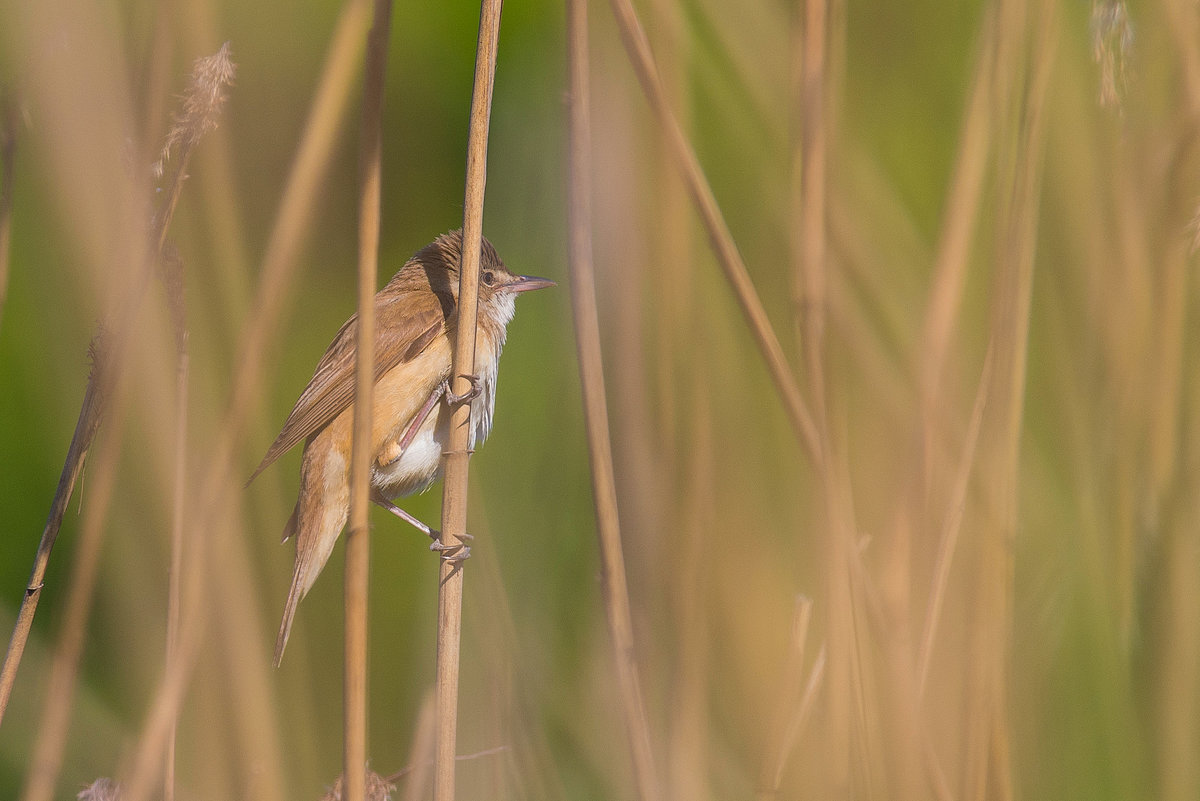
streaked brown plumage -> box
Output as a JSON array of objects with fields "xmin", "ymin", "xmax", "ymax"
[{"xmin": 251, "ymin": 230, "xmax": 552, "ymax": 666}]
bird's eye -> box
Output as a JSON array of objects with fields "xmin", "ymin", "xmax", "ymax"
[{"xmin": 481, "ymin": 270, "xmax": 495, "ymax": 286}]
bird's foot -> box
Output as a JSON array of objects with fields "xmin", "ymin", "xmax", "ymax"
[
  {"xmin": 431, "ymin": 536, "xmax": 472, "ymax": 563},
  {"xmin": 371, "ymin": 491, "xmax": 476, "ymax": 559},
  {"xmin": 444, "ymin": 374, "xmax": 483, "ymax": 406}
]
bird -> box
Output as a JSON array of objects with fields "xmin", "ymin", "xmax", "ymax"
[{"xmin": 249, "ymin": 229, "xmax": 553, "ymax": 666}]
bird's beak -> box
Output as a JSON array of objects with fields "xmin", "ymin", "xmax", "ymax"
[{"xmin": 505, "ymin": 274, "xmax": 556, "ymax": 293}]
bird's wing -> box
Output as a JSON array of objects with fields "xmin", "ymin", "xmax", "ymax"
[{"xmin": 248, "ymin": 288, "xmax": 447, "ymax": 483}]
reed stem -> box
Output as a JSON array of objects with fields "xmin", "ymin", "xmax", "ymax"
[
  {"xmin": 567, "ymin": 1, "xmax": 661, "ymax": 798},
  {"xmin": 435, "ymin": 2, "xmax": 503, "ymax": 798}
]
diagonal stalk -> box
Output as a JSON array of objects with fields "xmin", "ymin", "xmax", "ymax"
[{"xmin": 605, "ymin": 0, "xmax": 820, "ymax": 468}]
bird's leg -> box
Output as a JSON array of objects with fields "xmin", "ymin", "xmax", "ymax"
[
  {"xmin": 444, "ymin": 373, "xmax": 483, "ymax": 406},
  {"xmin": 377, "ymin": 375, "xmax": 481, "ymax": 469},
  {"xmin": 378, "ymin": 381, "xmax": 449, "ymax": 468},
  {"xmin": 370, "ymin": 489, "xmax": 473, "ymax": 561}
]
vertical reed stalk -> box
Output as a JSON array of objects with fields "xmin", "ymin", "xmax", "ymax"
[
  {"xmin": 398, "ymin": 692, "xmax": 437, "ymax": 801},
  {"xmin": 668, "ymin": 345, "xmax": 711, "ymax": 801},
  {"xmin": 918, "ymin": 11, "xmax": 997, "ymax": 456},
  {"xmin": 566, "ymin": 1, "xmax": 661, "ymax": 799},
  {"xmin": 757, "ymin": 596, "xmax": 814, "ymax": 799},
  {"xmin": 796, "ymin": 0, "xmax": 828, "ymax": 412},
  {"xmin": 793, "ymin": 1, "xmax": 870, "ymax": 794},
  {"xmin": 345, "ymin": 1, "xmax": 393, "ymax": 799},
  {"xmin": 120, "ymin": 540, "xmax": 209, "ymax": 801},
  {"xmin": 966, "ymin": 7, "xmax": 1052, "ymax": 799},
  {"xmin": 435, "ymin": 2, "xmax": 502, "ymax": 799},
  {"xmin": 163, "ymin": 247, "xmax": 189, "ymax": 801},
  {"xmin": 917, "ymin": 344, "xmax": 993, "ymax": 695}
]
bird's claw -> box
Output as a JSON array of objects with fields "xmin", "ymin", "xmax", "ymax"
[
  {"xmin": 444, "ymin": 374, "xmax": 483, "ymax": 406},
  {"xmin": 431, "ymin": 539, "xmax": 472, "ymax": 563},
  {"xmin": 429, "ymin": 527, "xmax": 474, "ymax": 563}
]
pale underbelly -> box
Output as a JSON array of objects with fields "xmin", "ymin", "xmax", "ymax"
[
  {"xmin": 371, "ymin": 417, "xmax": 446, "ymax": 498},
  {"xmin": 369, "ymin": 370, "xmax": 497, "ymax": 500}
]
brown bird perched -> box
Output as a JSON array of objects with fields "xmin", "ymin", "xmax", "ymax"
[{"xmin": 250, "ymin": 230, "xmax": 553, "ymax": 666}]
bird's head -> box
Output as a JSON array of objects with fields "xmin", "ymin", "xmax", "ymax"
[{"xmin": 415, "ymin": 229, "xmax": 554, "ymax": 327}]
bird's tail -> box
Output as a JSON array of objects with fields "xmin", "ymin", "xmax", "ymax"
[
  {"xmin": 273, "ymin": 506, "xmax": 302, "ymax": 667},
  {"xmin": 273, "ymin": 572, "xmax": 304, "ymax": 667}
]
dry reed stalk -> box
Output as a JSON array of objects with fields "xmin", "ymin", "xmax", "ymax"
[
  {"xmin": 821, "ymin": 499, "xmax": 859, "ymax": 798},
  {"xmin": 791, "ymin": 0, "xmax": 873, "ymax": 792},
  {"xmin": 457, "ymin": 505, "xmax": 513, "ymax": 799},
  {"xmin": 21, "ymin": 355, "xmax": 127, "ymax": 801},
  {"xmin": 884, "ymin": 14, "xmax": 996, "ymax": 797},
  {"xmin": 465, "ymin": 510, "xmax": 563, "ymax": 800},
  {"xmin": 667, "ymin": 356, "xmax": 711, "ymax": 801},
  {"xmin": 119, "ymin": 561, "xmax": 208, "ymax": 801},
  {"xmin": 1145, "ymin": 246, "xmax": 1188, "ymax": 517},
  {"xmin": 202, "ymin": 510, "xmax": 289, "ymax": 801},
  {"xmin": 1163, "ymin": 0, "xmax": 1200, "ymax": 118},
  {"xmin": 795, "ymin": 0, "xmax": 828, "ymax": 416},
  {"xmin": 435, "ymin": 2, "xmax": 502, "ymax": 799},
  {"xmin": 162, "ymin": 246, "xmax": 189, "ymax": 801},
  {"xmin": 398, "ymin": 692, "xmax": 436, "ymax": 801},
  {"xmin": 138, "ymin": 5, "xmax": 173, "ymax": 176},
  {"xmin": 0, "ymin": 344, "xmax": 106, "ymax": 729},
  {"xmin": 781, "ymin": 644, "xmax": 826, "ymax": 784},
  {"xmin": 604, "ymin": 0, "xmax": 820, "ymax": 467},
  {"xmin": 917, "ymin": 10, "xmax": 997, "ymax": 494},
  {"xmin": 665, "ymin": 352, "xmax": 712, "ymax": 801},
  {"xmin": 916, "ymin": 343, "xmax": 993, "ymax": 696},
  {"xmin": 344, "ymin": 1, "xmax": 393, "ymax": 798},
  {"xmin": 1145, "ymin": 14, "xmax": 1200, "ymax": 781},
  {"xmin": 566, "ymin": 1, "xmax": 661, "ymax": 799},
  {"xmin": 638, "ymin": 35, "xmax": 692, "ymax": 755},
  {"xmin": 908, "ymin": 342, "xmax": 994, "ymax": 799},
  {"xmin": 757, "ymin": 596, "xmax": 814, "ymax": 799},
  {"xmin": 646, "ymin": 0, "xmax": 689, "ymax": 461},
  {"xmin": 120, "ymin": 505, "xmax": 285, "ymax": 801},
  {"xmin": 847, "ymin": 4, "xmax": 991, "ymax": 795},
  {"xmin": 965, "ymin": 7, "xmax": 1053, "ymax": 800},
  {"xmin": 0, "ymin": 89, "xmax": 15, "ymax": 334},
  {"xmin": 1158, "ymin": 507, "xmax": 1200, "ymax": 801}
]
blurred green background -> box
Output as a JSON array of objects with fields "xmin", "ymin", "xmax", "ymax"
[{"xmin": 0, "ymin": 0, "xmax": 1197, "ymax": 799}]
